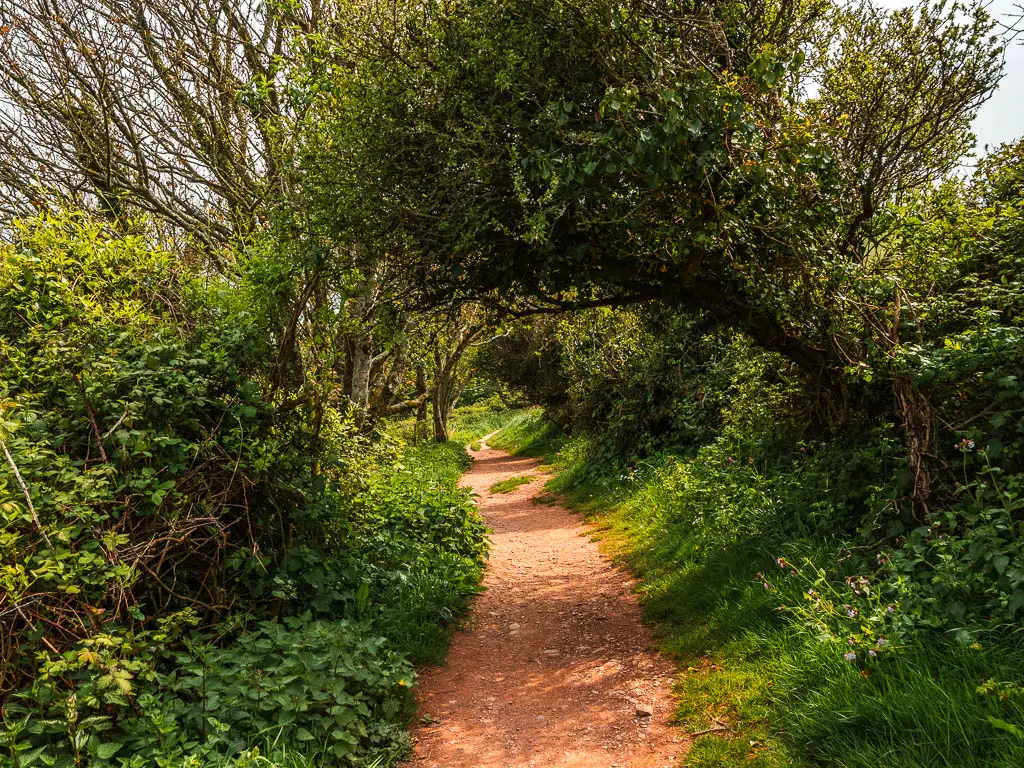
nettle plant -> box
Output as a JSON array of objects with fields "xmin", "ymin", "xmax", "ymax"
[
  {"xmin": 768, "ymin": 556, "xmax": 906, "ymax": 668},
  {"xmin": 1, "ymin": 612, "xmax": 416, "ymax": 767}
]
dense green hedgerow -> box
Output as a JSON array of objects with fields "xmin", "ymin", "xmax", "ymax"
[{"xmin": 0, "ymin": 216, "xmax": 488, "ymax": 767}]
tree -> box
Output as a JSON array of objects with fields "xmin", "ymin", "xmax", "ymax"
[
  {"xmin": 313, "ymin": 0, "xmax": 1000, "ymax": 383},
  {"xmin": 0, "ymin": 0, "xmax": 329, "ymax": 252},
  {"xmin": 427, "ymin": 306, "xmax": 490, "ymax": 441},
  {"xmin": 807, "ymin": 0, "xmax": 1003, "ymax": 247}
]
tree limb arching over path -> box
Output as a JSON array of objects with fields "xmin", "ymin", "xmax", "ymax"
[{"xmin": 411, "ymin": 436, "xmax": 685, "ymax": 768}]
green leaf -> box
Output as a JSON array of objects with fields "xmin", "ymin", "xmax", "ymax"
[
  {"xmin": 95, "ymin": 742, "xmax": 124, "ymax": 759},
  {"xmin": 987, "ymin": 716, "xmax": 1024, "ymax": 740}
]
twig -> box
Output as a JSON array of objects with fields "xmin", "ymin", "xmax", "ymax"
[
  {"xmin": 690, "ymin": 725, "xmax": 733, "ymax": 737},
  {"xmin": 137, "ymin": 562, "xmax": 222, "ymax": 612},
  {"xmin": 102, "ymin": 405, "xmax": 130, "ymax": 439},
  {"xmin": 75, "ymin": 375, "xmax": 109, "ymax": 463},
  {"xmin": 13, "ymin": 602, "xmax": 59, "ymax": 653},
  {"xmin": 1, "ymin": 436, "xmax": 54, "ymax": 551}
]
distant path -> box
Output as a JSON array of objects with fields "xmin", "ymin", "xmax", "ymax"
[{"xmin": 410, "ymin": 436, "xmax": 686, "ymax": 768}]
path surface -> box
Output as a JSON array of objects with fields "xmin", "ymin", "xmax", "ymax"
[{"xmin": 410, "ymin": 437, "xmax": 686, "ymax": 768}]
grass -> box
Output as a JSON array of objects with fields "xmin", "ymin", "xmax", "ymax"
[
  {"xmin": 487, "ymin": 407, "xmax": 563, "ymax": 457},
  {"xmin": 384, "ymin": 399, "xmax": 523, "ymax": 448},
  {"xmin": 450, "ymin": 401, "xmax": 526, "ymax": 443},
  {"xmin": 489, "ymin": 410, "xmax": 1024, "ymax": 768},
  {"xmin": 488, "ymin": 474, "xmax": 536, "ymax": 493}
]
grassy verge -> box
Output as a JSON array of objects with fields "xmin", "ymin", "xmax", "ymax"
[
  {"xmin": 488, "ymin": 475, "xmax": 536, "ymax": 493},
  {"xmin": 490, "ymin": 411, "xmax": 1024, "ymax": 768},
  {"xmin": 487, "ymin": 407, "xmax": 563, "ymax": 457}
]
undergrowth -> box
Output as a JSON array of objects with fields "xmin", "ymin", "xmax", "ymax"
[
  {"xmin": 0, "ymin": 222, "xmax": 492, "ymax": 768},
  {"xmin": 1, "ymin": 436, "xmax": 485, "ymax": 767}
]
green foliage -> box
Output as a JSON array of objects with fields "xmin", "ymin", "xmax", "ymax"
[
  {"xmin": 1, "ymin": 0, "xmax": 1021, "ymax": 764},
  {"xmin": 0, "ymin": 216, "xmax": 489, "ymax": 766},
  {"xmin": 1, "ymin": 435, "xmax": 484, "ymax": 767},
  {"xmin": 488, "ymin": 475, "xmax": 535, "ymax": 494},
  {"xmin": 0, "ymin": 213, "xmax": 290, "ymax": 689},
  {"xmin": 240, "ymin": 440, "xmax": 485, "ymax": 665},
  {"xmin": 487, "ymin": 410, "xmax": 563, "ymax": 459},
  {"xmin": 2, "ymin": 616, "xmax": 414, "ymax": 767},
  {"xmin": 338, "ymin": 441, "xmax": 486, "ymax": 664},
  {"xmin": 307, "ymin": 0, "xmax": 1001, "ymax": 398}
]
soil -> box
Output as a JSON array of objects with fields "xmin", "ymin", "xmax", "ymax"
[{"xmin": 410, "ymin": 436, "xmax": 687, "ymax": 768}]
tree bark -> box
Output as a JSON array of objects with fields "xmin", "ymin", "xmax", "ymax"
[
  {"xmin": 371, "ymin": 345, "xmax": 408, "ymax": 417},
  {"xmin": 431, "ymin": 365, "xmax": 455, "ymax": 442},
  {"xmin": 342, "ymin": 273, "xmax": 378, "ymax": 417},
  {"xmin": 349, "ymin": 337, "xmax": 373, "ymax": 412}
]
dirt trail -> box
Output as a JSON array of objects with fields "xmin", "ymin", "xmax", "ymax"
[{"xmin": 410, "ymin": 436, "xmax": 686, "ymax": 768}]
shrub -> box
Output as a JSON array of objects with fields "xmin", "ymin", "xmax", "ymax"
[
  {"xmin": 0, "ymin": 215, "xmax": 490, "ymax": 766},
  {"xmin": 2, "ymin": 615, "xmax": 414, "ymax": 767}
]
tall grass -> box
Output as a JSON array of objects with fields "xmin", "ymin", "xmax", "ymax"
[{"xmin": 490, "ymin": 411, "xmax": 1024, "ymax": 767}]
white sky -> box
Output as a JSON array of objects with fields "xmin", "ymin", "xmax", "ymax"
[{"xmin": 874, "ymin": 0, "xmax": 1024, "ymax": 159}]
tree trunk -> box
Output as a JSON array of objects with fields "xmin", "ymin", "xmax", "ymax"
[
  {"xmin": 349, "ymin": 337, "xmax": 372, "ymax": 412},
  {"xmin": 429, "ymin": 316, "xmax": 485, "ymax": 441},
  {"xmin": 343, "ymin": 274, "xmax": 378, "ymax": 416},
  {"xmin": 371, "ymin": 347, "xmax": 408, "ymax": 417},
  {"xmin": 432, "ymin": 399, "xmax": 449, "ymax": 442},
  {"xmin": 431, "ymin": 364, "xmax": 456, "ymax": 442}
]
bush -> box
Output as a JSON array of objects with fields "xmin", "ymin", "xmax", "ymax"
[
  {"xmin": 0, "ymin": 216, "xmax": 490, "ymax": 766},
  {"xmin": 2, "ymin": 615, "xmax": 415, "ymax": 767},
  {"xmin": 0, "ymin": 213, "xmax": 296, "ymax": 694},
  {"xmin": 269, "ymin": 441, "xmax": 487, "ymax": 664}
]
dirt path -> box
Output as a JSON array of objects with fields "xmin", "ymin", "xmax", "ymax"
[{"xmin": 410, "ymin": 437, "xmax": 686, "ymax": 768}]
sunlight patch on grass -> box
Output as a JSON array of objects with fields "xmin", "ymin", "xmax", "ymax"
[{"xmin": 488, "ymin": 474, "xmax": 536, "ymax": 494}]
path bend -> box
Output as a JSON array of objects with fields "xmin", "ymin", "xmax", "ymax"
[{"xmin": 410, "ymin": 438, "xmax": 686, "ymax": 768}]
